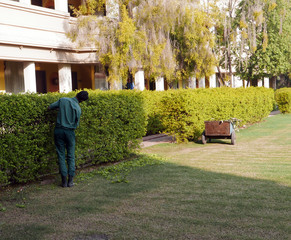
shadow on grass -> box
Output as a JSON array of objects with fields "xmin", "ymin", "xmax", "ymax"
[{"xmin": 0, "ymin": 155, "xmax": 290, "ymax": 240}]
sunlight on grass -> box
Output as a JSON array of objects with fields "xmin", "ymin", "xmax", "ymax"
[{"xmin": 0, "ymin": 114, "xmax": 290, "ymax": 240}]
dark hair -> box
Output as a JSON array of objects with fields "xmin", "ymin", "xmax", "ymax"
[{"xmin": 76, "ymin": 91, "xmax": 89, "ymax": 102}]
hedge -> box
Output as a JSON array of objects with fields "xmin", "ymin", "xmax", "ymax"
[
  {"xmin": 143, "ymin": 87, "xmax": 275, "ymax": 142},
  {"xmin": 275, "ymin": 88, "xmax": 291, "ymax": 113},
  {"xmin": 141, "ymin": 90, "xmax": 167, "ymax": 135},
  {"xmin": 0, "ymin": 90, "xmax": 146, "ymax": 185},
  {"xmin": 0, "ymin": 87, "xmax": 275, "ymax": 185}
]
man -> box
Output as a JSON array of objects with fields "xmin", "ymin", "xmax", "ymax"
[{"xmin": 48, "ymin": 91, "xmax": 89, "ymax": 187}]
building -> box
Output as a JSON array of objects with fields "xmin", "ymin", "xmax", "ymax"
[
  {"xmin": 0, "ymin": 0, "xmax": 271, "ymax": 94},
  {"xmin": 0, "ymin": 0, "xmax": 109, "ymax": 94}
]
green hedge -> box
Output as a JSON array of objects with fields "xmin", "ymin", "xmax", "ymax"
[
  {"xmin": 0, "ymin": 87, "xmax": 275, "ymax": 185},
  {"xmin": 141, "ymin": 91, "xmax": 167, "ymax": 135},
  {"xmin": 0, "ymin": 90, "xmax": 146, "ymax": 185},
  {"xmin": 143, "ymin": 87, "xmax": 275, "ymax": 142},
  {"xmin": 275, "ymin": 88, "xmax": 291, "ymax": 113}
]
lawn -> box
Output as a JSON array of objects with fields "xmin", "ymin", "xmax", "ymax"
[{"xmin": 0, "ymin": 114, "xmax": 290, "ymax": 240}]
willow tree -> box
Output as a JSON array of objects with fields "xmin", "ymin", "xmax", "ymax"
[
  {"xmin": 68, "ymin": 0, "xmax": 217, "ymax": 86},
  {"xmin": 235, "ymin": 0, "xmax": 291, "ymax": 86}
]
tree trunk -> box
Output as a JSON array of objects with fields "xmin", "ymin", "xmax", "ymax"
[{"xmin": 216, "ymin": 66, "xmax": 225, "ymax": 87}]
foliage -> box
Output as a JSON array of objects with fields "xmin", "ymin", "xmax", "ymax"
[
  {"xmin": 143, "ymin": 87, "xmax": 274, "ymax": 142},
  {"xmin": 213, "ymin": 0, "xmax": 291, "ymax": 86},
  {"xmin": 68, "ymin": 0, "xmax": 217, "ymax": 86},
  {"xmin": 212, "ymin": 0, "xmax": 241, "ymax": 86},
  {"xmin": 0, "ymin": 90, "xmax": 146, "ymax": 185},
  {"xmin": 234, "ymin": 0, "xmax": 291, "ymax": 84},
  {"xmin": 77, "ymin": 154, "xmax": 163, "ymax": 184},
  {"xmin": 141, "ymin": 90, "xmax": 167, "ymax": 135},
  {"xmin": 275, "ymin": 88, "xmax": 291, "ymax": 113}
]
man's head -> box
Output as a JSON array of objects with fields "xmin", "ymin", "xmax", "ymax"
[{"xmin": 76, "ymin": 91, "xmax": 89, "ymax": 103}]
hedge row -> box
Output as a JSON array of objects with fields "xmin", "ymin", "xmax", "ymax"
[
  {"xmin": 0, "ymin": 90, "xmax": 146, "ymax": 185},
  {"xmin": 275, "ymin": 88, "xmax": 291, "ymax": 113},
  {"xmin": 143, "ymin": 87, "xmax": 275, "ymax": 142},
  {"xmin": 0, "ymin": 87, "xmax": 275, "ymax": 185}
]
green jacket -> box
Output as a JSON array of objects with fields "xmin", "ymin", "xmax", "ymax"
[{"xmin": 49, "ymin": 97, "xmax": 81, "ymax": 130}]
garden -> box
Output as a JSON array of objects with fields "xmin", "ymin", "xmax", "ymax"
[{"xmin": 0, "ymin": 87, "xmax": 291, "ymax": 239}]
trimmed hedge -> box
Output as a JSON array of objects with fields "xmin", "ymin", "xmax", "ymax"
[
  {"xmin": 275, "ymin": 88, "xmax": 291, "ymax": 113},
  {"xmin": 143, "ymin": 87, "xmax": 275, "ymax": 142},
  {"xmin": 0, "ymin": 87, "xmax": 275, "ymax": 184},
  {"xmin": 0, "ymin": 90, "xmax": 146, "ymax": 185},
  {"xmin": 141, "ymin": 91, "xmax": 167, "ymax": 135}
]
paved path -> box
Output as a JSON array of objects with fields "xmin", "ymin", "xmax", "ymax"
[
  {"xmin": 141, "ymin": 110, "xmax": 281, "ymax": 148},
  {"xmin": 141, "ymin": 134, "xmax": 175, "ymax": 148}
]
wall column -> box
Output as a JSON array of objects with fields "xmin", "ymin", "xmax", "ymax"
[
  {"xmin": 199, "ymin": 77, "xmax": 205, "ymax": 88},
  {"xmin": 134, "ymin": 70, "xmax": 145, "ymax": 90},
  {"xmin": 19, "ymin": 0, "xmax": 31, "ymax": 4},
  {"xmin": 23, "ymin": 62, "xmax": 36, "ymax": 93},
  {"xmin": 58, "ymin": 64, "xmax": 72, "ymax": 93},
  {"xmin": 54, "ymin": 0, "xmax": 68, "ymax": 12},
  {"xmin": 209, "ymin": 74, "xmax": 216, "ymax": 88},
  {"xmin": 264, "ymin": 77, "xmax": 270, "ymax": 88},
  {"xmin": 258, "ymin": 79, "xmax": 263, "ymax": 87},
  {"xmin": 188, "ymin": 77, "xmax": 196, "ymax": 89},
  {"xmin": 155, "ymin": 77, "xmax": 164, "ymax": 91}
]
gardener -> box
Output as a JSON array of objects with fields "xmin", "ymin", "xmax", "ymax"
[{"xmin": 48, "ymin": 91, "xmax": 89, "ymax": 187}]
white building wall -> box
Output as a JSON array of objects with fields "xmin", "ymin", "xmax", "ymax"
[
  {"xmin": 134, "ymin": 70, "xmax": 145, "ymax": 90},
  {"xmin": 199, "ymin": 77, "xmax": 205, "ymax": 88},
  {"xmin": 188, "ymin": 77, "xmax": 196, "ymax": 89},
  {"xmin": 264, "ymin": 78, "xmax": 269, "ymax": 88},
  {"xmin": 0, "ymin": 1, "xmax": 97, "ymax": 64},
  {"xmin": 155, "ymin": 77, "xmax": 164, "ymax": 91},
  {"xmin": 23, "ymin": 62, "xmax": 36, "ymax": 93},
  {"xmin": 55, "ymin": 0, "xmax": 68, "ymax": 12},
  {"xmin": 58, "ymin": 64, "xmax": 72, "ymax": 93},
  {"xmin": 209, "ymin": 74, "xmax": 216, "ymax": 88},
  {"xmin": 19, "ymin": 0, "xmax": 30, "ymax": 4},
  {"xmin": 233, "ymin": 76, "xmax": 244, "ymax": 88}
]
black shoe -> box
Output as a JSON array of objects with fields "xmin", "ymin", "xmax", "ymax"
[
  {"xmin": 67, "ymin": 175, "xmax": 74, "ymax": 187},
  {"xmin": 61, "ymin": 175, "xmax": 67, "ymax": 188}
]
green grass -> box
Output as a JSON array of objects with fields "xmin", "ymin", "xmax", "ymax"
[{"xmin": 0, "ymin": 114, "xmax": 291, "ymax": 240}]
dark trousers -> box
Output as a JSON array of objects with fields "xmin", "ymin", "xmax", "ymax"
[{"xmin": 54, "ymin": 127, "xmax": 76, "ymax": 177}]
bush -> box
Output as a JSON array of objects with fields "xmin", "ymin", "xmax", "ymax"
[
  {"xmin": 0, "ymin": 90, "xmax": 146, "ymax": 185},
  {"xmin": 144, "ymin": 87, "xmax": 274, "ymax": 142},
  {"xmin": 275, "ymin": 88, "xmax": 291, "ymax": 113},
  {"xmin": 0, "ymin": 87, "xmax": 275, "ymax": 184},
  {"xmin": 141, "ymin": 91, "xmax": 167, "ymax": 135}
]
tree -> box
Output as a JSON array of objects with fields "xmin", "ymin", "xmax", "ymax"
[
  {"xmin": 68, "ymin": 0, "xmax": 217, "ymax": 87},
  {"xmin": 213, "ymin": 0, "xmax": 291, "ymax": 87},
  {"xmin": 212, "ymin": 0, "xmax": 241, "ymax": 87},
  {"xmin": 235, "ymin": 0, "xmax": 291, "ymax": 86}
]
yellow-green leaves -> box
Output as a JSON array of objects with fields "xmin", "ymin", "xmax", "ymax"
[
  {"xmin": 0, "ymin": 91, "xmax": 146, "ymax": 185},
  {"xmin": 68, "ymin": 0, "xmax": 217, "ymax": 86}
]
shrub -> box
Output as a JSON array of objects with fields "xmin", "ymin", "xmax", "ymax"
[
  {"xmin": 275, "ymin": 88, "xmax": 291, "ymax": 113},
  {"xmin": 0, "ymin": 90, "xmax": 146, "ymax": 185},
  {"xmin": 141, "ymin": 91, "xmax": 167, "ymax": 135},
  {"xmin": 149, "ymin": 87, "xmax": 274, "ymax": 142}
]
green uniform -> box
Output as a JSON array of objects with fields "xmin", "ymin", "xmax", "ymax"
[{"xmin": 49, "ymin": 97, "xmax": 81, "ymax": 177}]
